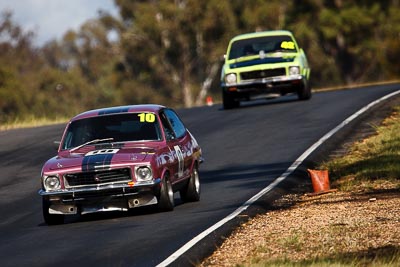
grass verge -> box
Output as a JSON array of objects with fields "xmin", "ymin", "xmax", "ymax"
[{"xmin": 320, "ymin": 106, "xmax": 400, "ymax": 191}]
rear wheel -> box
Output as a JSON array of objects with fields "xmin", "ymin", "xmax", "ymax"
[
  {"xmin": 157, "ymin": 175, "xmax": 174, "ymax": 211},
  {"xmin": 223, "ymin": 91, "xmax": 239, "ymax": 109},
  {"xmin": 180, "ymin": 165, "xmax": 200, "ymax": 202},
  {"xmin": 42, "ymin": 198, "xmax": 64, "ymax": 225}
]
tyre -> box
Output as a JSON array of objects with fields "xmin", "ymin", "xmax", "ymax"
[
  {"xmin": 157, "ymin": 175, "xmax": 174, "ymax": 211},
  {"xmin": 180, "ymin": 165, "xmax": 200, "ymax": 202},
  {"xmin": 297, "ymin": 81, "xmax": 312, "ymax": 100},
  {"xmin": 223, "ymin": 91, "xmax": 239, "ymax": 109},
  {"xmin": 42, "ymin": 198, "xmax": 64, "ymax": 225}
]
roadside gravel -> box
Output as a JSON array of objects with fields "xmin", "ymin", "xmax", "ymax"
[{"xmin": 200, "ymin": 185, "xmax": 400, "ymax": 266}]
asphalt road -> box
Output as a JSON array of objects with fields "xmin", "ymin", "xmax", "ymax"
[{"xmin": 0, "ymin": 84, "xmax": 399, "ymax": 267}]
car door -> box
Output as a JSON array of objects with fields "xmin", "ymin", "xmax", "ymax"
[{"xmin": 159, "ymin": 109, "xmax": 191, "ymax": 182}]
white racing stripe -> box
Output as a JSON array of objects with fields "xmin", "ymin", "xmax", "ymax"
[{"xmin": 157, "ymin": 89, "xmax": 400, "ymax": 267}]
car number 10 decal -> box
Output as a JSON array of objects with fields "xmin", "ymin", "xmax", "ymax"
[
  {"xmin": 138, "ymin": 113, "xmax": 155, "ymax": 123},
  {"xmin": 174, "ymin": 145, "xmax": 184, "ymax": 177}
]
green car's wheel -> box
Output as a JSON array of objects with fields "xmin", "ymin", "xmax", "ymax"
[
  {"xmin": 298, "ymin": 81, "xmax": 312, "ymax": 100},
  {"xmin": 223, "ymin": 91, "xmax": 239, "ymax": 109}
]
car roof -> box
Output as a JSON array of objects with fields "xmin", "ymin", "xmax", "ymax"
[
  {"xmin": 71, "ymin": 104, "xmax": 166, "ymax": 121},
  {"xmin": 230, "ymin": 30, "xmax": 294, "ymax": 42}
]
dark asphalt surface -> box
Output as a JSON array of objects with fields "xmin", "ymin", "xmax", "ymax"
[{"xmin": 0, "ymin": 84, "xmax": 399, "ymax": 267}]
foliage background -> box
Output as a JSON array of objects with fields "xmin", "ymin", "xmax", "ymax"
[{"xmin": 1, "ymin": 0, "xmax": 399, "ymax": 123}]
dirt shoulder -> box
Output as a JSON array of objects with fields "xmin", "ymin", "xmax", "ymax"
[{"xmin": 200, "ymin": 186, "xmax": 400, "ymax": 266}]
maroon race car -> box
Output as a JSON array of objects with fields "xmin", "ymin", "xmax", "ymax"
[{"xmin": 39, "ymin": 105, "xmax": 203, "ymax": 225}]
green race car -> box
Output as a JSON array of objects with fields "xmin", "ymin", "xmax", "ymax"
[{"xmin": 221, "ymin": 30, "xmax": 311, "ymax": 109}]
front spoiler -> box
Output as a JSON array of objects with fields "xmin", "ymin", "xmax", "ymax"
[
  {"xmin": 39, "ymin": 179, "xmax": 162, "ymax": 215},
  {"xmin": 48, "ymin": 193, "xmax": 158, "ymax": 215}
]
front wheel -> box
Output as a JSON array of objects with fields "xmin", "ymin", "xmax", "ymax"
[
  {"xmin": 223, "ymin": 91, "xmax": 239, "ymax": 109},
  {"xmin": 180, "ymin": 165, "xmax": 200, "ymax": 202},
  {"xmin": 297, "ymin": 81, "xmax": 312, "ymax": 100},
  {"xmin": 157, "ymin": 175, "xmax": 174, "ymax": 211},
  {"xmin": 42, "ymin": 198, "xmax": 64, "ymax": 225}
]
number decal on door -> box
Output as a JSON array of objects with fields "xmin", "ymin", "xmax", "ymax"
[{"xmin": 174, "ymin": 145, "xmax": 184, "ymax": 178}]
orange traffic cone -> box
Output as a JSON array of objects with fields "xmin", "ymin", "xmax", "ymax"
[
  {"xmin": 206, "ymin": 96, "xmax": 213, "ymax": 106},
  {"xmin": 307, "ymin": 169, "xmax": 332, "ymax": 194}
]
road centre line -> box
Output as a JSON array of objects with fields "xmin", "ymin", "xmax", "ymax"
[{"xmin": 157, "ymin": 89, "xmax": 400, "ymax": 267}]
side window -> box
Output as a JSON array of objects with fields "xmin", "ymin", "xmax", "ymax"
[
  {"xmin": 159, "ymin": 112, "xmax": 175, "ymax": 141},
  {"xmin": 164, "ymin": 109, "xmax": 186, "ymax": 139}
]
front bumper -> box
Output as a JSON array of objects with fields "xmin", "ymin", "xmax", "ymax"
[
  {"xmin": 39, "ymin": 179, "xmax": 161, "ymax": 215},
  {"xmin": 222, "ymin": 75, "xmax": 304, "ymax": 93}
]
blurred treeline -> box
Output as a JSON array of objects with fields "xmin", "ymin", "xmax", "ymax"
[{"xmin": 1, "ymin": 0, "xmax": 399, "ymax": 124}]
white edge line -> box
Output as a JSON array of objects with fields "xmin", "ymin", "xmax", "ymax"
[{"xmin": 157, "ymin": 89, "xmax": 400, "ymax": 267}]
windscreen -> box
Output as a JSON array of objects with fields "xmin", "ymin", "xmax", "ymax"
[
  {"xmin": 61, "ymin": 113, "xmax": 162, "ymax": 150},
  {"xmin": 228, "ymin": 35, "xmax": 297, "ymax": 60}
]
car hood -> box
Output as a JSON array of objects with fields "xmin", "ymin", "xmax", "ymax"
[
  {"xmin": 45, "ymin": 145, "xmax": 158, "ymax": 172},
  {"xmin": 228, "ymin": 55, "xmax": 297, "ymax": 69}
]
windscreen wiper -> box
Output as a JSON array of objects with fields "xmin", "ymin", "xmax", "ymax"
[{"xmin": 70, "ymin": 138, "xmax": 114, "ymax": 152}]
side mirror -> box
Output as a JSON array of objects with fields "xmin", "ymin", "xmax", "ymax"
[{"xmin": 53, "ymin": 141, "xmax": 61, "ymax": 151}]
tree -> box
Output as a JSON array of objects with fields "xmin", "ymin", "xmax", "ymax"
[
  {"xmin": 318, "ymin": 2, "xmax": 382, "ymax": 83},
  {"xmin": 42, "ymin": 12, "xmax": 123, "ymax": 109},
  {"xmin": 115, "ymin": 0, "xmax": 237, "ymax": 107},
  {"xmin": 0, "ymin": 11, "xmax": 39, "ymax": 122}
]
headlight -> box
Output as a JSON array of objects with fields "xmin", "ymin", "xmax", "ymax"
[
  {"xmin": 225, "ymin": 73, "xmax": 237, "ymax": 85},
  {"xmin": 43, "ymin": 175, "xmax": 61, "ymax": 191},
  {"xmin": 289, "ymin": 66, "xmax": 300, "ymax": 75},
  {"xmin": 135, "ymin": 166, "xmax": 153, "ymax": 181}
]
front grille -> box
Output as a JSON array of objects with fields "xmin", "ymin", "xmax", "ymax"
[
  {"xmin": 65, "ymin": 168, "xmax": 131, "ymax": 187},
  {"xmin": 241, "ymin": 68, "xmax": 286, "ymax": 80}
]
